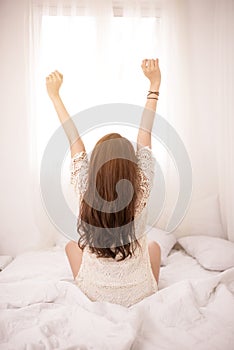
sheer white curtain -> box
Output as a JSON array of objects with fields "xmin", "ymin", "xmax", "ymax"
[
  {"xmin": 188, "ymin": 0, "xmax": 234, "ymax": 242},
  {"xmin": 0, "ymin": 0, "xmax": 44, "ymax": 256},
  {"xmin": 159, "ymin": 0, "xmax": 234, "ymax": 241},
  {"xmin": 214, "ymin": 0, "xmax": 234, "ymax": 241}
]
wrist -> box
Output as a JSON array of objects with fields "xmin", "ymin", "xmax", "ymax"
[
  {"xmin": 149, "ymin": 82, "xmax": 160, "ymax": 91},
  {"xmin": 50, "ymin": 93, "xmax": 61, "ymax": 103}
]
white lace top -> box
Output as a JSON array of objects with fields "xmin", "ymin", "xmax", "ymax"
[{"xmin": 70, "ymin": 146, "xmax": 158, "ymax": 307}]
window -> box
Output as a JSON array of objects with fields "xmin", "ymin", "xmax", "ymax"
[{"xmin": 35, "ymin": 14, "xmax": 161, "ymax": 160}]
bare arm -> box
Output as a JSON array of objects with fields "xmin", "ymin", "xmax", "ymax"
[
  {"xmin": 46, "ymin": 71, "xmax": 85, "ymax": 158},
  {"xmin": 137, "ymin": 59, "xmax": 161, "ymax": 150}
]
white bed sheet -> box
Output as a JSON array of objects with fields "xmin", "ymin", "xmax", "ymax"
[{"xmin": 0, "ymin": 246, "xmax": 234, "ymax": 350}]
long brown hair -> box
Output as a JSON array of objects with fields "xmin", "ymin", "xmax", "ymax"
[{"xmin": 77, "ymin": 133, "xmax": 141, "ymax": 261}]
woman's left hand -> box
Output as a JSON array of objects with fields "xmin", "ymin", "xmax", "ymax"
[{"xmin": 46, "ymin": 70, "xmax": 63, "ymax": 100}]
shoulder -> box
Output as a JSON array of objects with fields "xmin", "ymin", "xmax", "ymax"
[
  {"xmin": 71, "ymin": 150, "xmax": 88, "ymax": 163},
  {"xmin": 65, "ymin": 240, "xmax": 83, "ymax": 253},
  {"xmin": 70, "ymin": 151, "xmax": 89, "ymax": 191},
  {"xmin": 148, "ymin": 240, "xmax": 161, "ymax": 256},
  {"xmin": 135, "ymin": 146, "xmax": 154, "ymax": 177}
]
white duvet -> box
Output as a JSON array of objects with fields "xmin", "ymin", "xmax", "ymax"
[{"xmin": 0, "ymin": 247, "xmax": 234, "ymax": 350}]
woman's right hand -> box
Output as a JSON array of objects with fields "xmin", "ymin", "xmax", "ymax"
[
  {"xmin": 141, "ymin": 58, "xmax": 161, "ymax": 88},
  {"xmin": 46, "ymin": 70, "xmax": 63, "ymax": 100}
]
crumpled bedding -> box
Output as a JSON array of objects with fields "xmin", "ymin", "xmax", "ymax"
[{"xmin": 0, "ymin": 247, "xmax": 233, "ymax": 350}]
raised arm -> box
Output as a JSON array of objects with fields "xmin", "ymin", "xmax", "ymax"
[
  {"xmin": 137, "ymin": 59, "xmax": 161, "ymax": 150},
  {"xmin": 46, "ymin": 71, "xmax": 85, "ymax": 158}
]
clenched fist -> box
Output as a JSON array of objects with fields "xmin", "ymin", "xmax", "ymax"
[
  {"xmin": 46, "ymin": 70, "xmax": 63, "ymax": 100},
  {"xmin": 141, "ymin": 58, "xmax": 161, "ymax": 88}
]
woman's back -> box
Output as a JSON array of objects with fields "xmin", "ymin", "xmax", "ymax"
[{"xmin": 75, "ymin": 235, "xmax": 157, "ymax": 307}]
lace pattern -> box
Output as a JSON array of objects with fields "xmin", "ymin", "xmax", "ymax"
[
  {"xmin": 70, "ymin": 146, "xmax": 154, "ymax": 207},
  {"xmin": 70, "ymin": 151, "xmax": 89, "ymax": 197},
  {"xmin": 75, "ymin": 234, "xmax": 158, "ymax": 307},
  {"xmin": 135, "ymin": 146, "xmax": 155, "ymax": 216}
]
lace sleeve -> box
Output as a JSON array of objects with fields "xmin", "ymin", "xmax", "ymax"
[
  {"xmin": 70, "ymin": 151, "xmax": 89, "ymax": 197},
  {"xmin": 135, "ymin": 146, "xmax": 155, "ymax": 214}
]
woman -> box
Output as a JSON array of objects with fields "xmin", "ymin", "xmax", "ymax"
[{"xmin": 46, "ymin": 58, "xmax": 161, "ymax": 307}]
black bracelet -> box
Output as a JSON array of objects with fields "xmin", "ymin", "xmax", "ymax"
[{"xmin": 147, "ymin": 97, "xmax": 158, "ymax": 100}]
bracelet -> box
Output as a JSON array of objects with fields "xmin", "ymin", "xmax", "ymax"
[
  {"xmin": 147, "ymin": 91, "xmax": 159, "ymax": 96},
  {"xmin": 147, "ymin": 90, "xmax": 159, "ymax": 100}
]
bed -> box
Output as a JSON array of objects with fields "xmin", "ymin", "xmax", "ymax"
[{"xmin": 0, "ymin": 232, "xmax": 234, "ymax": 350}]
